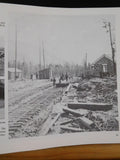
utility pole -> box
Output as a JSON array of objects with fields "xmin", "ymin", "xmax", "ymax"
[
  {"xmin": 29, "ymin": 61, "xmax": 32, "ymax": 79},
  {"xmin": 108, "ymin": 22, "xmax": 116, "ymax": 74},
  {"xmin": 39, "ymin": 43, "xmax": 41, "ymax": 71},
  {"xmin": 15, "ymin": 23, "xmax": 17, "ymax": 80},
  {"xmin": 84, "ymin": 53, "xmax": 87, "ymax": 77},
  {"xmin": 85, "ymin": 53, "xmax": 87, "ymax": 68},
  {"xmin": 103, "ymin": 21, "xmax": 116, "ymax": 74},
  {"xmin": 42, "ymin": 41, "xmax": 45, "ymax": 69},
  {"xmin": 39, "ymin": 40, "xmax": 41, "ymax": 79},
  {"xmin": 22, "ymin": 57, "xmax": 25, "ymax": 79}
]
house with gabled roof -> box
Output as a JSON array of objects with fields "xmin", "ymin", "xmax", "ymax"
[
  {"xmin": 8, "ymin": 68, "xmax": 22, "ymax": 80},
  {"xmin": 91, "ymin": 54, "xmax": 115, "ymax": 77}
]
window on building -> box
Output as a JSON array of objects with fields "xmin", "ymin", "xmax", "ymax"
[
  {"xmin": 102, "ymin": 64, "xmax": 107, "ymax": 72},
  {"xmin": 91, "ymin": 65, "xmax": 95, "ymax": 70}
]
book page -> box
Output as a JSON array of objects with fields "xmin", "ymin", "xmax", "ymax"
[{"xmin": 0, "ymin": 3, "xmax": 120, "ymax": 154}]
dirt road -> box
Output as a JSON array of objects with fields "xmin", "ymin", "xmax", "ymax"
[
  {"xmin": 8, "ymin": 77, "xmax": 118, "ymax": 138},
  {"xmin": 8, "ymin": 79, "xmax": 64, "ymax": 138}
]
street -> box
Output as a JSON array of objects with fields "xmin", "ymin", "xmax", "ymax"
[
  {"xmin": 8, "ymin": 77, "xmax": 119, "ymax": 138},
  {"xmin": 8, "ymin": 79, "xmax": 64, "ymax": 138}
]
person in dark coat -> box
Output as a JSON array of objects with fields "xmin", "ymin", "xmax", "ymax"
[
  {"xmin": 31, "ymin": 74, "xmax": 33, "ymax": 80},
  {"xmin": 53, "ymin": 77, "xmax": 56, "ymax": 86},
  {"xmin": 65, "ymin": 73, "xmax": 68, "ymax": 81}
]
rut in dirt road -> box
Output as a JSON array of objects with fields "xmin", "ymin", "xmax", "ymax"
[{"xmin": 8, "ymin": 80, "xmax": 64, "ymax": 138}]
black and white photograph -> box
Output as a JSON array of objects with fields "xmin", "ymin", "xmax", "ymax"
[
  {"xmin": 8, "ymin": 13, "xmax": 119, "ymax": 139},
  {"xmin": 0, "ymin": 22, "xmax": 5, "ymax": 120}
]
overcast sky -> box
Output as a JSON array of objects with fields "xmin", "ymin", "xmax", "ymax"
[{"xmin": 8, "ymin": 13, "xmax": 115, "ymax": 66}]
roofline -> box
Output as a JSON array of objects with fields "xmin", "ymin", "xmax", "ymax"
[
  {"xmin": 8, "ymin": 67, "xmax": 22, "ymax": 72},
  {"xmin": 92, "ymin": 54, "xmax": 113, "ymax": 65}
]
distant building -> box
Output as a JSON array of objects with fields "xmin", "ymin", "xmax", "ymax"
[
  {"xmin": 0, "ymin": 48, "xmax": 4, "ymax": 77},
  {"xmin": 8, "ymin": 68, "xmax": 22, "ymax": 80},
  {"xmin": 91, "ymin": 54, "xmax": 115, "ymax": 77},
  {"xmin": 0, "ymin": 48, "xmax": 4, "ymax": 99},
  {"xmin": 37, "ymin": 68, "xmax": 51, "ymax": 79}
]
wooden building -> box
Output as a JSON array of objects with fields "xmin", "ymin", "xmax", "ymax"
[
  {"xmin": 0, "ymin": 48, "xmax": 4, "ymax": 77},
  {"xmin": 8, "ymin": 68, "xmax": 22, "ymax": 80},
  {"xmin": 38, "ymin": 68, "xmax": 51, "ymax": 79},
  {"xmin": 91, "ymin": 54, "xmax": 115, "ymax": 77},
  {"xmin": 0, "ymin": 48, "xmax": 4, "ymax": 99}
]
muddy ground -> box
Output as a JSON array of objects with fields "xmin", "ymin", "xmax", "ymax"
[
  {"xmin": 46, "ymin": 77, "xmax": 119, "ymax": 135},
  {"xmin": 8, "ymin": 77, "xmax": 119, "ymax": 138},
  {"xmin": 8, "ymin": 79, "xmax": 64, "ymax": 138}
]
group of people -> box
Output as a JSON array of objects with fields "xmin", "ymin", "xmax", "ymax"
[
  {"xmin": 52, "ymin": 73, "xmax": 69, "ymax": 86},
  {"xmin": 30, "ymin": 73, "xmax": 39, "ymax": 80},
  {"xmin": 59, "ymin": 73, "xmax": 69, "ymax": 83}
]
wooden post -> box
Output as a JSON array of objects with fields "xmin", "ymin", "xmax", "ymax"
[
  {"xmin": 15, "ymin": 24, "xmax": 17, "ymax": 80},
  {"xmin": 42, "ymin": 41, "xmax": 45, "ymax": 69},
  {"xmin": 39, "ymin": 40, "xmax": 41, "ymax": 79},
  {"xmin": 108, "ymin": 22, "xmax": 116, "ymax": 74}
]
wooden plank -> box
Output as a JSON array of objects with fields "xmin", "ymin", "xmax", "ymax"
[
  {"xmin": 62, "ymin": 107, "xmax": 83, "ymax": 117},
  {"xmin": 56, "ymin": 83, "xmax": 69, "ymax": 88},
  {"xmin": 60, "ymin": 117, "xmax": 83, "ymax": 125},
  {"xmin": 61, "ymin": 126, "xmax": 82, "ymax": 132},
  {"xmin": 9, "ymin": 125, "xmax": 21, "ymax": 128},
  {"xmin": 61, "ymin": 109, "xmax": 94, "ymax": 129},
  {"xmin": 60, "ymin": 118, "xmax": 77, "ymax": 125},
  {"xmin": 64, "ymin": 84, "xmax": 71, "ymax": 94},
  {"xmin": 68, "ymin": 102, "xmax": 112, "ymax": 111},
  {"xmin": 9, "ymin": 128, "xmax": 18, "ymax": 132},
  {"xmin": 60, "ymin": 119, "xmax": 74, "ymax": 125},
  {"xmin": 39, "ymin": 113, "xmax": 61, "ymax": 135},
  {"xmin": 79, "ymin": 117, "xmax": 94, "ymax": 129}
]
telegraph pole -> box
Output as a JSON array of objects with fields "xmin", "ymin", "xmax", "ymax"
[
  {"xmin": 42, "ymin": 41, "xmax": 45, "ymax": 69},
  {"xmin": 39, "ymin": 40, "xmax": 41, "ymax": 79},
  {"xmin": 84, "ymin": 53, "xmax": 87, "ymax": 77},
  {"xmin": 108, "ymin": 22, "xmax": 116, "ymax": 74},
  {"xmin": 22, "ymin": 57, "xmax": 25, "ymax": 79},
  {"xmin": 29, "ymin": 62, "xmax": 32, "ymax": 79},
  {"xmin": 39, "ymin": 40, "xmax": 41, "ymax": 69},
  {"xmin": 103, "ymin": 21, "xmax": 116, "ymax": 74},
  {"xmin": 15, "ymin": 24, "xmax": 17, "ymax": 80}
]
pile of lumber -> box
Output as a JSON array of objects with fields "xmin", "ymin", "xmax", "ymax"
[
  {"xmin": 68, "ymin": 102, "xmax": 112, "ymax": 111},
  {"xmin": 59, "ymin": 105, "xmax": 118, "ymax": 133},
  {"xmin": 60, "ymin": 107, "xmax": 94, "ymax": 132}
]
